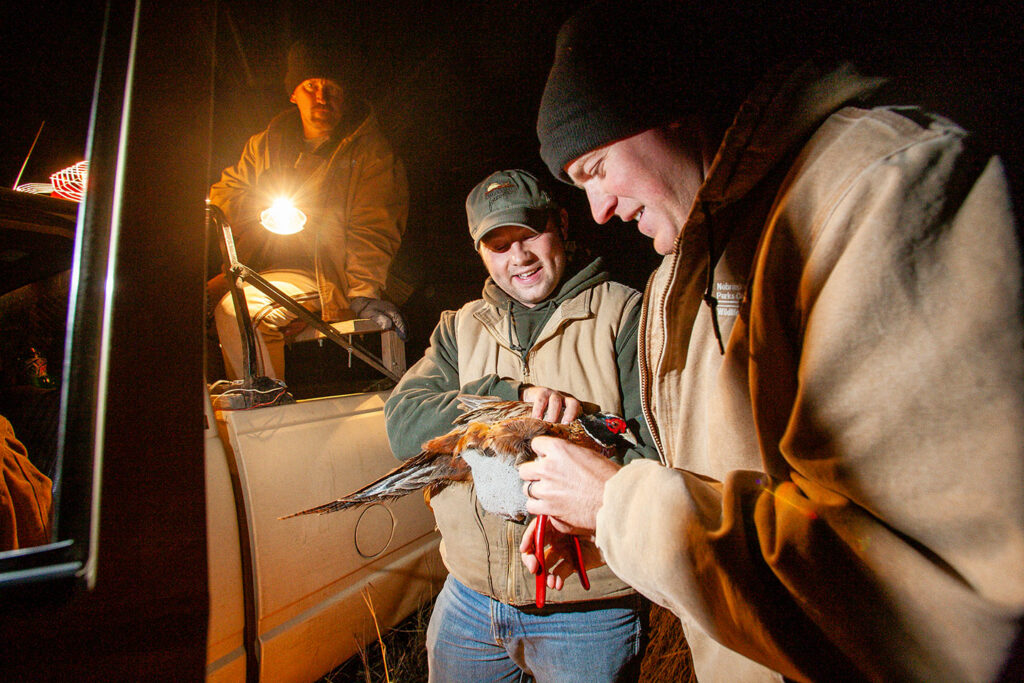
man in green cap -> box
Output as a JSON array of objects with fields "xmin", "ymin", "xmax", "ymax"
[
  {"xmin": 209, "ymin": 39, "xmax": 408, "ymax": 382},
  {"xmin": 385, "ymin": 168, "xmax": 658, "ymax": 681}
]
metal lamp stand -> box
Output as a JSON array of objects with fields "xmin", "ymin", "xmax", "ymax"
[{"xmin": 206, "ymin": 204, "xmax": 403, "ymax": 394}]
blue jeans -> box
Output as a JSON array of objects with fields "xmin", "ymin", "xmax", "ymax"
[{"xmin": 426, "ymin": 575, "xmax": 647, "ymax": 683}]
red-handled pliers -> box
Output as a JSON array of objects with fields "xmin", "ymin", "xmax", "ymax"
[{"xmin": 533, "ymin": 513, "xmax": 590, "ymax": 608}]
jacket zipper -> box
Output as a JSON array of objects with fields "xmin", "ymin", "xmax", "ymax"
[
  {"xmin": 506, "ymin": 300, "xmax": 530, "ymax": 378},
  {"xmin": 641, "ymin": 198, "xmax": 723, "ymax": 465},
  {"xmin": 639, "ymin": 258, "xmax": 676, "ymax": 467}
]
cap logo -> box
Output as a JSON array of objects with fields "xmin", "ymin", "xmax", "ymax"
[{"xmin": 483, "ymin": 180, "xmax": 520, "ymax": 211}]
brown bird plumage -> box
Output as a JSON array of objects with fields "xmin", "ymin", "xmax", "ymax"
[{"xmin": 280, "ymin": 394, "xmax": 635, "ymax": 520}]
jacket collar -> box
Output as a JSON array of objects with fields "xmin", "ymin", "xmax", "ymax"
[
  {"xmin": 265, "ymin": 98, "xmax": 375, "ymax": 167},
  {"xmin": 660, "ymin": 60, "xmax": 887, "ymax": 354},
  {"xmin": 473, "ymin": 289, "xmax": 595, "ymax": 353},
  {"xmin": 677, "ymin": 61, "xmax": 887, "ymax": 247}
]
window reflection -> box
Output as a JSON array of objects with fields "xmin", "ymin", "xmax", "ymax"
[
  {"xmin": 0, "ymin": 192, "xmax": 77, "ymax": 552},
  {"xmin": 0, "ymin": 3, "xmax": 102, "ymax": 562}
]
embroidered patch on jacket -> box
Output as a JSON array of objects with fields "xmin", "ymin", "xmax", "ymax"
[{"xmin": 714, "ymin": 282, "xmax": 744, "ymax": 317}]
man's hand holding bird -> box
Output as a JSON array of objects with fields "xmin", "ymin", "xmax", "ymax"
[
  {"xmin": 517, "ymin": 435, "xmax": 621, "ymax": 592},
  {"xmin": 519, "ymin": 435, "xmax": 621, "ymax": 534},
  {"xmin": 520, "ymin": 385, "xmax": 582, "ymax": 424}
]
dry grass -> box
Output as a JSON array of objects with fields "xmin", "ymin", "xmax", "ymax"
[
  {"xmin": 639, "ymin": 603, "xmax": 696, "ymax": 682},
  {"xmin": 320, "ymin": 596, "xmax": 694, "ymax": 682},
  {"xmin": 320, "ymin": 598, "xmax": 431, "ymax": 683}
]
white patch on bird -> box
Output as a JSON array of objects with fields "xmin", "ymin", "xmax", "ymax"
[{"xmin": 461, "ymin": 448, "xmax": 529, "ymax": 521}]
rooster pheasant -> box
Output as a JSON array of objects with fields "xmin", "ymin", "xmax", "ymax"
[
  {"xmin": 281, "ymin": 394, "xmax": 635, "ymax": 520},
  {"xmin": 281, "ymin": 394, "xmax": 636, "ymax": 606}
]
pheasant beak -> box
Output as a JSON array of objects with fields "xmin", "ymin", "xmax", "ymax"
[{"xmin": 619, "ymin": 428, "xmax": 638, "ymax": 447}]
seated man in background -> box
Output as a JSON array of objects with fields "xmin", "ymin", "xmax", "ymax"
[
  {"xmin": 209, "ymin": 39, "xmax": 408, "ymax": 381},
  {"xmin": 384, "ymin": 169, "xmax": 658, "ymax": 682}
]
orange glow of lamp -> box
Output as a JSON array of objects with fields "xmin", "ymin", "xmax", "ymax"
[{"xmin": 259, "ymin": 197, "xmax": 307, "ymax": 235}]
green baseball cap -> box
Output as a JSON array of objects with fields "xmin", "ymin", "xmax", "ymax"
[{"xmin": 466, "ymin": 169, "xmax": 557, "ymax": 249}]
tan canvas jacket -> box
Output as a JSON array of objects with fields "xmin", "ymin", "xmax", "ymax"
[
  {"xmin": 209, "ymin": 104, "xmax": 408, "ymax": 320},
  {"xmin": 1, "ymin": 416, "xmax": 52, "ymax": 550},
  {"xmin": 596, "ymin": 61, "xmax": 1024, "ymax": 682}
]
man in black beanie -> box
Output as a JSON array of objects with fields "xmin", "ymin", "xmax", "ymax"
[
  {"xmin": 520, "ymin": 1, "xmax": 1024, "ymax": 681},
  {"xmin": 209, "ymin": 40, "xmax": 408, "ymax": 382}
]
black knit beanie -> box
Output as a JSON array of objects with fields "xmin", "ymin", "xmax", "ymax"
[
  {"xmin": 537, "ymin": 0, "xmax": 768, "ymax": 182},
  {"xmin": 284, "ymin": 40, "xmax": 350, "ymax": 96}
]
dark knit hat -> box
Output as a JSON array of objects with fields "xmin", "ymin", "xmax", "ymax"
[
  {"xmin": 466, "ymin": 169, "xmax": 558, "ymax": 249},
  {"xmin": 537, "ymin": 0, "xmax": 766, "ymax": 182},
  {"xmin": 284, "ymin": 40, "xmax": 350, "ymax": 95}
]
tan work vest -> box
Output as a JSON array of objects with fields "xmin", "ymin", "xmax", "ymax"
[{"xmin": 430, "ymin": 281, "xmax": 640, "ymax": 605}]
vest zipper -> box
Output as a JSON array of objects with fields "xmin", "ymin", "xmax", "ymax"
[{"xmin": 506, "ymin": 522, "xmax": 517, "ymax": 601}]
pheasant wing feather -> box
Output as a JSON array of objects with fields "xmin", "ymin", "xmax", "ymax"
[
  {"xmin": 452, "ymin": 394, "xmax": 532, "ymax": 425},
  {"xmin": 278, "ymin": 448, "xmax": 468, "ymax": 519}
]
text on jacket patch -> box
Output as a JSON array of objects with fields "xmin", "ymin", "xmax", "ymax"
[{"xmin": 714, "ymin": 282, "xmax": 744, "ymax": 317}]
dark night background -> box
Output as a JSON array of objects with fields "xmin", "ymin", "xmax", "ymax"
[
  {"xmin": 0, "ymin": 3, "xmax": 1021, "ymax": 678},
  {"xmin": 1, "ymin": 0, "xmax": 1020, "ymax": 365}
]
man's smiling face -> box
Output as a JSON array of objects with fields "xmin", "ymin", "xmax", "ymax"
[
  {"xmin": 565, "ymin": 122, "xmax": 707, "ymax": 255},
  {"xmin": 478, "ymin": 215, "xmax": 567, "ymax": 307}
]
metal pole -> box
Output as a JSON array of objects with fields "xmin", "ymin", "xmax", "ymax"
[
  {"xmin": 229, "ymin": 264, "xmax": 401, "ymax": 382},
  {"xmin": 12, "ymin": 121, "xmax": 45, "ymax": 189},
  {"xmin": 207, "ymin": 203, "xmax": 401, "ymax": 384},
  {"xmin": 209, "ymin": 205, "xmax": 261, "ymax": 386}
]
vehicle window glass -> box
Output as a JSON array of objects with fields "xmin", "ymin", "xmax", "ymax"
[{"xmin": 0, "ymin": 4, "xmax": 103, "ymax": 582}]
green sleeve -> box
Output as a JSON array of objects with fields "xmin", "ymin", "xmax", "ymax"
[
  {"xmin": 614, "ymin": 297, "xmax": 659, "ymax": 464},
  {"xmin": 384, "ymin": 310, "xmax": 521, "ymax": 460}
]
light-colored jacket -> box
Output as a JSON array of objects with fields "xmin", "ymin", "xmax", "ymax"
[
  {"xmin": 209, "ymin": 104, "xmax": 408, "ymax": 320},
  {"xmin": 596, "ymin": 61, "xmax": 1024, "ymax": 681}
]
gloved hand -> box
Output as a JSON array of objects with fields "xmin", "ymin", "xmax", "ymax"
[{"xmin": 349, "ymin": 296, "xmax": 408, "ymax": 340}]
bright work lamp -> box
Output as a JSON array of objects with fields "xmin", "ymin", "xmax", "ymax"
[{"xmin": 259, "ymin": 197, "xmax": 307, "ymax": 235}]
